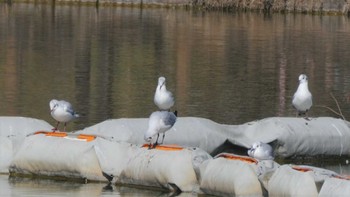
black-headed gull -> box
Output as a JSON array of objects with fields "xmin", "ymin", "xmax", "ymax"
[
  {"xmin": 144, "ymin": 110, "xmax": 177, "ymax": 148},
  {"xmin": 49, "ymin": 99, "xmax": 79, "ymax": 132},
  {"xmin": 292, "ymin": 74, "xmax": 313, "ymax": 118},
  {"xmin": 247, "ymin": 141, "xmax": 274, "ymax": 160},
  {"xmin": 154, "ymin": 76, "xmax": 175, "ymax": 110}
]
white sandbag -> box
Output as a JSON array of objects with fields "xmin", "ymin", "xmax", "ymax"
[
  {"xmin": 77, "ymin": 117, "xmax": 233, "ymax": 155},
  {"xmin": 319, "ymin": 177, "xmax": 350, "ymax": 196},
  {"xmin": 9, "ymin": 132, "xmax": 211, "ymax": 191},
  {"xmin": 235, "ymin": 117, "xmax": 350, "ymax": 157},
  {"xmin": 77, "ymin": 117, "xmax": 350, "ymax": 158},
  {"xmin": 10, "ymin": 133, "xmax": 105, "ymax": 181},
  {"xmin": 0, "ymin": 117, "xmax": 53, "ymax": 143},
  {"xmin": 268, "ymin": 165, "xmax": 320, "ymax": 196},
  {"xmin": 0, "ymin": 117, "xmax": 53, "ymax": 172},
  {"xmin": 117, "ymin": 145, "xmax": 211, "ymax": 192},
  {"xmin": 269, "ymin": 118, "xmax": 350, "ymax": 157},
  {"xmin": 268, "ymin": 164, "xmax": 350, "ymax": 196},
  {"xmin": 92, "ymin": 138, "xmax": 142, "ymax": 182},
  {"xmin": 199, "ymin": 153, "xmax": 265, "ymax": 196},
  {"xmin": 0, "ymin": 137, "xmax": 12, "ymax": 173},
  {"xmin": 256, "ymin": 160, "xmax": 280, "ymax": 190}
]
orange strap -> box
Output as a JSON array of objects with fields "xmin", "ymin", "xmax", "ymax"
[
  {"xmin": 34, "ymin": 131, "xmax": 47, "ymax": 135},
  {"xmin": 292, "ymin": 166, "xmax": 313, "ymax": 172},
  {"xmin": 77, "ymin": 134, "xmax": 96, "ymax": 142},
  {"xmin": 218, "ymin": 154, "xmax": 258, "ymax": 164},
  {"xmin": 35, "ymin": 131, "xmax": 67, "ymax": 137},
  {"xmin": 293, "ymin": 166, "xmax": 350, "ymax": 180},
  {"xmin": 142, "ymin": 144, "xmax": 184, "ymax": 151},
  {"xmin": 332, "ymin": 174, "xmax": 350, "ymax": 180},
  {"xmin": 34, "ymin": 131, "xmax": 95, "ymax": 141}
]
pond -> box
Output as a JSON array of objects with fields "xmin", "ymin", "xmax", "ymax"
[{"xmin": 1, "ymin": 2, "xmax": 350, "ymax": 195}]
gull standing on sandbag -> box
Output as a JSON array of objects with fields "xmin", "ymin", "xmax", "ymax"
[
  {"xmin": 49, "ymin": 99, "xmax": 79, "ymax": 132},
  {"xmin": 154, "ymin": 76, "xmax": 175, "ymax": 111},
  {"xmin": 292, "ymin": 74, "xmax": 312, "ymax": 118},
  {"xmin": 144, "ymin": 110, "xmax": 177, "ymax": 148},
  {"xmin": 247, "ymin": 141, "xmax": 274, "ymax": 160}
]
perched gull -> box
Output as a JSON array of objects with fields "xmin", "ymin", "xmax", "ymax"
[
  {"xmin": 247, "ymin": 142, "xmax": 274, "ymax": 160},
  {"xmin": 292, "ymin": 74, "xmax": 313, "ymax": 118},
  {"xmin": 154, "ymin": 76, "xmax": 175, "ymax": 110},
  {"xmin": 144, "ymin": 110, "xmax": 177, "ymax": 148},
  {"xmin": 49, "ymin": 99, "xmax": 79, "ymax": 132}
]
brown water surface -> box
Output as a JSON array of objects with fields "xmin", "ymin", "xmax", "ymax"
[{"xmin": 1, "ymin": 2, "xmax": 350, "ymax": 195}]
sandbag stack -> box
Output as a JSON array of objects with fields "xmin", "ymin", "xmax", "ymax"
[{"xmin": 1, "ymin": 116, "xmax": 350, "ymax": 195}]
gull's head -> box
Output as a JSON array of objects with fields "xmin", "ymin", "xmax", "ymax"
[
  {"xmin": 144, "ymin": 135, "xmax": 152, "ymax": 142},
  {"xmin": 250, "ymin": 142, "xmax": 261, "ymax": 151},
  {"xmin": 49, "ymin": 99, "xmax": 59, "ymax": 111},
  {"xmin": 298, "ymin": 74, "xmax": 308, "ymax": 83},
  {"xmin": 248, "ymin": 141, "xmax": 274, "ymax": 160},
  {"xmin": 254, "ymin": 141, "xmax": 262, "ymax": 148},
  {"xmin": 158, "ymin": 76, "xmax": 166, "ymax": 89},
  {"xmin": 248, "ymin": 142, "xmax": 257, "ymax": 157}
]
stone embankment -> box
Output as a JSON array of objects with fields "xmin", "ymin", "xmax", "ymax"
[{"xmin": 46, "ymin": 0, "xmax": 350, "ymax": 15}]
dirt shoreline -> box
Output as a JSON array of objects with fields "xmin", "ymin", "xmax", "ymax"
[{"xmin": 4, "ymin": 0, "xmax": 350, "ymax": 15}]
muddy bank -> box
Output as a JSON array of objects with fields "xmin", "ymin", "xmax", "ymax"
[
  {"xmin": 5, "ymin": 0, "xmax": 350, "ymax": 15},
  {"xmin": 192, "ymin": 0, "xmax": 350, "ymax": 14},
  {"xmin": 6, "ymin": 0, "xmax": 350, "ymax": 16}
]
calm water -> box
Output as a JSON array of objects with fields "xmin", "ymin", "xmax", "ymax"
[
  {"xmin": 0, "ymin": 175, "xmax": 199, "ymax": 196},
  {"xmin": 1, "ymin": 2, "xmax": 350, "ymax": 196}
]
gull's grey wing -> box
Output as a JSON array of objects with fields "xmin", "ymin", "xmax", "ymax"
[{"xmin": 163, "ymin": 111, "xmax": 176, "ymax": 127}]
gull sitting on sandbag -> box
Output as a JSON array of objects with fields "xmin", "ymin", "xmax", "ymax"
[
  {"xmin": 154, "ymin": 76, "xmax": 175, "ymax": 111},
  {"xmin": 292, "ymin": 74, "xmax": 312, "ymax": 119},
  {"xmin": 247, "ymin": 141, "xmax": 274, "ymax": 160},
  {"xmin": 49, "ymin": 99, "xmax": 79, "ymax": 132},
  {"xmin": 144, "ymin": 110, "xmax": 177, "ymax": 149}
]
